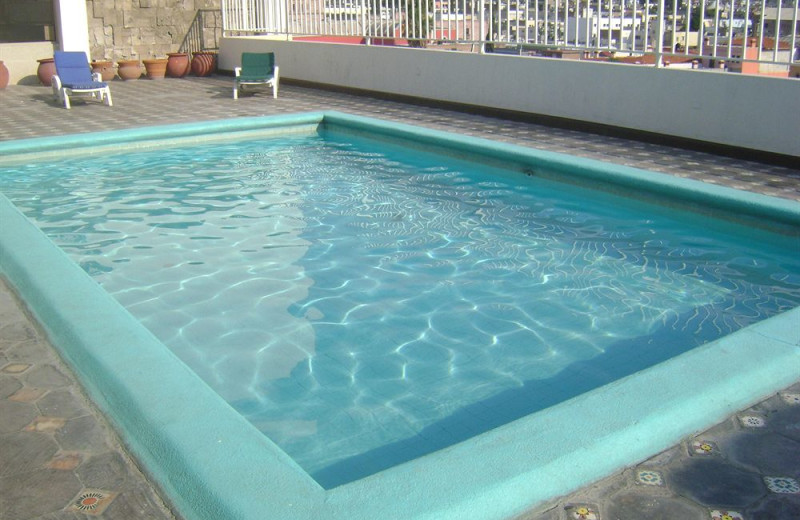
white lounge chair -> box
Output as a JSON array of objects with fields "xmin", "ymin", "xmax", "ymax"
[
  {"xmin": 52, "ymin": 51, "xmax": 113, "ymax": 109},
  {"xmin": 233, "ymin": 52, "xmax": 279, "ymax": 100}
]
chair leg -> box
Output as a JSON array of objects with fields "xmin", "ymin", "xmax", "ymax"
[
  {"xmin": 105, "ymin": 88, "xmax": 113, "ymax": 107},
  {"xmin": 233, "ymin": 81, "xmax": 239, "ymax": 100},
  {"xmin": 51, "ymin": 77, "xmax": 68, "ymax": 108}
]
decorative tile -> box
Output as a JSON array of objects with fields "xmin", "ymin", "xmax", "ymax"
[
  {"xmin": 47, "ymin": 451, "xmax": 83, "ymax": 471},
  {"xmin": 636, "ymin": 469, "xmax": 665, "ymax": 486},
  {"xmin": 1, "ymin": 363, "xmax": 32, "ymax": 374},
  {"xmin": 566, "ymin": 504, "xmax": 599, "ymax": 520},
  {"xmin": 709, "ymin": 510, "xmax": 744, "ymax": 520},
  {"xmin": 691, "ymin": 440, "xmax": 719, "ymax": 456},
  {"xmin": 738, "ymin": 415, "xmax": 766, "ymax": 428},
  {"xmin": 67, "ymin": 489, "xmax": 117, "ymax": 515},
  {"xmin": 763, "ymin": 476, "xmax": 800, "ymax": 494},
  {"xmin": 8, "ymin": 386, "xmax": 47, "ymax": 403},
  {"xmin": 24, "ymin": 416, "xmax": 66, "ymax": 433},
  {"xmin": 780, "ymin": 392, "xmax": 800, "ymax": 405}
]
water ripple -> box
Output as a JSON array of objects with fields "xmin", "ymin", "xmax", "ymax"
[{"xmin": 2, "ymin": 133, "xmax": 798, "ymax": 487}]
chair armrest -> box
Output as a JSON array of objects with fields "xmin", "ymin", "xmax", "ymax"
[
  {"xmin": 234, "ymin": 67, "xmax": 241, "ymax": 77},
  {"xmin": 51, "ymin": 74, "xmax": 62, "ymax": 101}
]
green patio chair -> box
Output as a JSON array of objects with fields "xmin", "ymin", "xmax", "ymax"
[{"xmin": 233, "ymin": 52, "xmax": 279, "ymax": 100}]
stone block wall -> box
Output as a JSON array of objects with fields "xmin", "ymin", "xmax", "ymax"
[{"xmin": 87, "ymin": 0, "xmax": 222, "ymax": 61}]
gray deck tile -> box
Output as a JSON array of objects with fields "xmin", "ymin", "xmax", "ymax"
[
  {"xmin": 668, "ymin": 459, "xmax": 767, "ymax": 508},
  {"xmin": 1, "ymin": 76, "xmax": 799, "ymax": 520}
]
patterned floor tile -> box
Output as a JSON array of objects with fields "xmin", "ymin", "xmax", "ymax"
[
  {"xmin": 24, "ymin": 416, "xmax": 67, "ymax": 433},
  {"xmin": 691, "ymin": 440, "xmax": 720, "ymax": 456},
  {"xmin": 67, "ymin": 489, "xmax": 118, "ymax": 515},
  {"xmin": 636, "ymin": 469, "xmax": 665, "ymax": 486},
  {"xmin": 47, "ymin": 451, "xmax": 84, "ymax": 471},
  {"xmin": 780, "ymin": 392, "xmax": 800, "ymax": 405},
  {"xmin": 738, "ymin": 415, "xmax": 766, "ymax": 428},
  {"xmin": 709, "ymin": 510, "xmax": 744, "ymax": 520},
  {"xmin": 565, "ymin": 504, "xmax": 600, "ymax": 519},
  {"xmin": 8, "ymin": 386, "xmax": 48, "ymax": 402},
  {"xmin": 763, "ymin": 476, "xmax": 800, "ymax": 494},
  {"xmin": 2, "ymin": 362, "xmax": 32, "ymax": 374}
]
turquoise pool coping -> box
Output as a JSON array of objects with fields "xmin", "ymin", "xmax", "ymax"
[{"xmin": 1, "ymin": 112, "xmax": 799, "ymax": 520}]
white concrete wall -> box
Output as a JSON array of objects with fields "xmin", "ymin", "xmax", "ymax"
[
  {"xmin": 0, "ymin": 41, "xmax": 57, "ymax": 84},
  {"xmin": 220, "ymin": 37, "xmax": 800, "ymax": 157},
  {"xmin": 53, "ymin": 0, "xmax": 90, "ymax": 56}
]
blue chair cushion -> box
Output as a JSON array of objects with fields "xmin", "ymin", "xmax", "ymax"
[
  {"xmin": 63, "ymin": 81, "xmax": 108, "ymax": 90},
  {"xmin": 54, "ymin": 51, "xmax": 106, "ymax": 89}
]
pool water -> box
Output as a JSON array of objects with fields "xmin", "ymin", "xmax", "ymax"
[{"xmin": 3, "ymin": 131, "xmax": 799, "ymax": 487}]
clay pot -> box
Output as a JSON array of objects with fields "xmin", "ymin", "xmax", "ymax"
[
  {"xmin": 91, "ymin": 60, "xmax": 116, "ymax": 81},
  {"xmin": 143, "ymin": 58, "xmax": 168, "ymax": 80},
  {"xmin": 0, "ymin": 61, "xmax": 8, "ymax": 89},
  {"xmin": 166, "ymin": 52, "xmax": 191, "ymax": 78},
  {"xmin": 117, "ymin": 60, "xmax": 142, "ymax": 80},
  {"xmin": 191, "ymin": 51, "xmax": 217, "ymax": 77},
  {"xmin": 37, "ymin": 58, "xmax": 55, "ymax": 86}
]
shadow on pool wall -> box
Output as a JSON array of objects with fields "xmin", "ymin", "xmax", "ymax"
[{"xmin": 310, "ymin": 303, "xmax": 732, "ymax": 488}]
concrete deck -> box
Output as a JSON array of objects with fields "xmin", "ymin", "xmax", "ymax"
[{"xmin": 0, "ymin": 76, "xmax": 798, "ymax": 520}]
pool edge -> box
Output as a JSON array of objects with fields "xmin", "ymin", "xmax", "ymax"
[
  {"xmin": 0, "ymin": 111, "xmax": 328, "ymax": 158},
  {"xmin": 0, "ymin": 193, "xmax": 328, "ymax": 520},
  {"xmin": 1, "ymin": 112, "xmax": 799, "ymax": 520}
]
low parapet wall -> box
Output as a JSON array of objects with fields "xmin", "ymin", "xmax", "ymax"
[{"xmin": 220, "ymin": 36, "xmax": 799, "ymax": 158}]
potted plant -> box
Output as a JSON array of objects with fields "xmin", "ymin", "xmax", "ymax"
[
  {"xmin": 37, "ymin": 57, "xmax": 55, "ymax": 86},
  {"xmin": 91, "ymin": 59, "xmax": 116, "ymax": 81},
  {"xmin": 117, "ymin": 58, "xmax": 142, "ymax": 80},
  {"xmin": 0, "ymin": 60, "xmax": 8, "ymax": 89},
  {"xmin": 191, "ymin": 51, "xmax": 217, "ymax": 77},
  {"xmin": 143, "ymin": 57, "xmax": 169, "ymax": 80},
  {"xmin": 166, "ymin": 52, "xmax": 191, "ymax": 78}
]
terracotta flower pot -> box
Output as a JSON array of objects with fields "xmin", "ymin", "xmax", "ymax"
[
  {"xmin": 0, "ymin": 60, "xmax": 8, "ymax": 89},
  {"xmin": 191, "ymin": 51, "xmax": 217, "ymax": 77},
  {"xmin": 37, "ymin": 58, "xmax": 55, "ymax": 86},
  {"xmin": 91, "ymin": 60, "xmax": 116, "ymax": 81},
  {"xmin": 117, "ymin": 60, "xmax": 142, "ymax": 80},
  {"xmin": 166, "ymin": 52, "xmax": 191, "ymax": 78},
  {"xmin": 143, "ymin": 58, "xmax": 168, "ymax": 80}
]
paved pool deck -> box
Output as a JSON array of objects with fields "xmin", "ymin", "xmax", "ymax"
[{"xmin": 0, "ymin": 76, "xmax": 799, "ymax": 520}]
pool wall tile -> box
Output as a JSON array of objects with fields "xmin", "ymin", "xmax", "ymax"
[
  {"xmin": 320, "ymin": 113, "xmax": 800, "ymax": 231},
  {"xmin": 0, "ymin": 112, "xmax": 327, "ymax": 162},
  {"xmin": 2, "ymin": 113, "xmax": 800, "ymax": 520}
]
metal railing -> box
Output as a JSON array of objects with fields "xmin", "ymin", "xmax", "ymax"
[
  {"xmin": 180, "ymin": 10, "xmax": 223, "ymax": 54},
  {"xmin": 222, "ymin": 0, "xmax": 799, "ymax": 70}
]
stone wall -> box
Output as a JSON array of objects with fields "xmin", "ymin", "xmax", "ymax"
[{"xmin": 87, "ymin": 0, "xmax": 222, "ymax": 61}]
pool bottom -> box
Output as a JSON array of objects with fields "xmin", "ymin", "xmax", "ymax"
[{"xmin": 1, "ymin": 112, "xmax": 799, "ymax": 520}]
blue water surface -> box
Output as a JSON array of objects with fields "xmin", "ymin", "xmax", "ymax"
[{"xmin": 2, "ymin": 132, "xmax": 799, "ymax": 487}]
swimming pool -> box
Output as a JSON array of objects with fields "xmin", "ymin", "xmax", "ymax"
[{"xmin": 1, "ymin": 112, "xmax": 799, "ymax": 519}]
